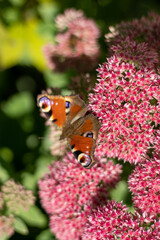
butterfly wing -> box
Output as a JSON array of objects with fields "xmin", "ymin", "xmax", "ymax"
[
  {"xmin": 74, "ymin": 114, "xmax": 100, "ymax": 139},
  {"xmin": 64, "ymin": 96, "xmax": 87, "ymax": 123},
  {"xmin": 69, "ymin": 114, "xmax": 100, "ymax": 168},
  {"xmin": 37, "ymin": 93, "xmax": 86, "ymax": 128},
  {"xmin": 37, "ymin": 92, "xmax": 100, "ymax": 169},
  {"xmin": 37, "ymin": 94, "xmax": 66, "ymax": 128},
  {"xmin": 69, "ymin": 135, "xmax": 96, "ymax": 168}
]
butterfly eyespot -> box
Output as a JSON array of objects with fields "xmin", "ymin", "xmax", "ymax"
[
  {"xmin": 78, "ymin": 153, "xmax": 92, "ymax": 168},
  {"xmin": 39, "ymin": 96, "xmax": 51, "ymax": 112},
  {"xmin": 82, "ymin": 132, "xmax": 93, "ymax": 138},
  {"xmin": 65, "ymin": 101, "xmax": 71, "ymax": 114},
  {"xmin": 65, "ymin": 101, "xmax": 71, "ymax": 108},
  {"xmin": 86, "ymin": 132, "xmax": 93, "ymax": 138}
]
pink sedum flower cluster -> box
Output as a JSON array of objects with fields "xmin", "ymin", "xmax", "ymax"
[
  {"xmin": 43, "ymin": 8, "xmax": 100, "ymax": 72},
  {"xmin": 82, "ymin": 200, "xmax": 160, "ymax": 240},
  {"xmin": 89, "ymin": 54, "xmax": 160, "ymax": 164},
  {"xmin": 50, "ymin": 214, "xmax": 87, "ymax": 240},
  {"xmin": 128, "ymin": 156, "xmax": 160, "ymax": 222},
  {"xmin": 38, "ymin": 152, "xmax": 122, "ymax": 240},
  {"xmin": 105, "ymin": 11, "xmax": 160, "ymax": 64},
  {"xmin": 55, "ymin": 9, "xmax": 84, "ymax": 31},
  {"xmin": 111, "ymin": 37, "xmax": 159, "ymax": 68}
]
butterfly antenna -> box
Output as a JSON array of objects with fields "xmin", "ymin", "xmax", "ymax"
[{"xmin": 38, "ymin": 136, "xmax": 47, "ymax": 140}]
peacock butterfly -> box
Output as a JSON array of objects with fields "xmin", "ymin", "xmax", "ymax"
[{"xmin": 37, "ymin": 91, "xmax": 100, "ymax": 169}]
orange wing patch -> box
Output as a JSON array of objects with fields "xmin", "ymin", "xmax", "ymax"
[
  {"xmin": 69, "ymin": 135, "xmax": 94, "ymax": 154},
  {"xmin": 50, "ymin": 97, "xmax": 66, "ymax": 128},
  {"xmin": 69, "ymin": 105, "xmax": 83, "ymax": 119},
  {"xmin": 77, "ymin": 118, "xmax": 93, "ymax": 135}
]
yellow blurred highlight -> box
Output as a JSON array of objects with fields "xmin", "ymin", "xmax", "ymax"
[{"xmin": 0, "ymin": 19, "xmax": 49, "ymax": 71}]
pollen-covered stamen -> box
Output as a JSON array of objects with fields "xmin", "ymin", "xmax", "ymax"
[{"xmin": 39, "ymin": 96, "xmax": 51, "ymax": 113}]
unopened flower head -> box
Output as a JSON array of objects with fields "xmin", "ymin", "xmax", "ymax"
[
  {"xmin": 2, "ymin": 179, "xmax": 35, "ymax": 213},
  {"xmin": 0, "ymin": 215, "xmax": 15, "ymax": 239}
]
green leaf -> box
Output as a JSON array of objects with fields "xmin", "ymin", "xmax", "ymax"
[
  {"xmin": 21, "ymin": 172, "xmax": 38, "ymax": 191},
  {"xmin": 14, "ymin": 217, "xmax": 29, "ymax": 235},
  {"xmin": 44, "ymin": 70, "xmax": 69, "ymax": 88},
  {"xmin": 38, "ymin": 2, "xmax": 58, "ymax": 23},
  {"xmin": 128, "ymin": 205, "xmax": 135, "ymax": 213},
  {"xmin": 0, "ymin": 147, "xmax": 14, "ymax": 163},
  {"xmin": 22, "ymin": 155, "xmax": 52, "ymax": 190},
  {"xmin": 0, "ymin": 164, "xmax": 9, "ymax": 182},
  {"xmin": 8, "ymin": 0, "xmax": 25, "ymax": 6},
  {"xmin": 17, "ymin": 205, "xmax": 47, "ymax": 227},
  {"xmin": 110, "ymin": 180, "xmax": 128, "ymax": 201},
  {"xmin": 2, "ymin": 8, "xmax": 19, "ymax": 24},
  {"xmin": 0, "ymin": 234, "xmax": 9, "ymax": 240},
  {"xmin": 1, "ymin": 92, "xmax": 34, "ymax": 118},
  {"xmin": 36, "ymin": 229, "xmax": 56, "ymax": 240}
]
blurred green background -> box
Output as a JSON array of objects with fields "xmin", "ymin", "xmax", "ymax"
[{"xmin": 0, "ymin": 0, "xmax": 160, "ymax": 239}]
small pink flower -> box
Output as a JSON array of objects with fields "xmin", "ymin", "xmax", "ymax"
[
  {"xmin": 154, "ymin": 130, "xmax": 160, "ymax": 158},
  {"xmin": 38, "ymin": 152, "xmax": 122, "ymax": 240},
  {"xmin": 150, "ymin": 220, "xmax": 160, "ymax": 239},
  {"xmin": 128, "ymin": 157, "xmax": 160, "ymax": 222}
]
